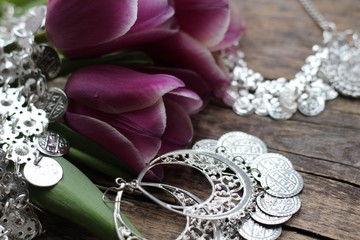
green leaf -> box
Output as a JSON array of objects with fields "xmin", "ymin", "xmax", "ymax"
[
  {"xmin": 29, "ymin": 157, "xmax": 139, "ymax": 240},
  {"xmin": 66, "ymin": 147, "xmax": 134, "ymax": 181},
  {"xmin": 59, "ymin": 51, "xmax": 154, "ymax": 76}
]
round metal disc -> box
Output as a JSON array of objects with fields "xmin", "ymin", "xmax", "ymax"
[
  {"xmin": 192, "ymin": 139, "xmax": 218, "ymax": 153},
  {"xmin": 261, "ymin": 168, "xmax": 304, "ymax": 198},
  {"xmin": 36, "ymin": 131, "xmax": 69, "ymax": 157},
  {"xmin": 257, "ymin": 193, "xmax": 301, "ymax": 217},
  {"xmin": 251, "ymin": 205, "xmax": 292, "ymax": 226},
  {"xmin": 298, "ymin": 95, "xmax": 325, "ymax": 116},
  {"xmin": 238, "ymin": 218, "xmax": 282, "ymax": 240},
  {"xmin": 321, "ymin": 36, "xmax": 360, "ymax": 98},
  {"xmin": 35, "ymin": 88, "xmax": 68, "ymax": 122},
  {"xmin": 251, "ymin": 153, "xmax": 293, "ymax": 181},
  {"xmin": 217, "ymin": 131, "xmax": 267, "ymax": 164},
  {"xmin": 23, "ymin": 157, "xmax": 63, "ymax": 187}
]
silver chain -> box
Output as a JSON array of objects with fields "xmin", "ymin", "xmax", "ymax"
[
  {"xmin": 298, "ymin": 0, "xmax": 335, "ymax": 31},
  {"xmin": 221, "ymin": 0, "xmax": 360, "ymax": 120}
]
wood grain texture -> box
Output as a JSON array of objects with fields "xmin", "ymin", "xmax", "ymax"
[{"xmin": 37, "ymin": 0, "xmax": 360, "ymax": 239}]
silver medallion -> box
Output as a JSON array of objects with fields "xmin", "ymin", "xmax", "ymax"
[
  {"xmin": 217, "ymin": 132, "xmax": 267, "ymax": 165},
  {"xmin": 261, "ymin": 168, "xmax": 304, "ymax": 198},
  {"xmin": 257, "ymin": 193, "xmax": 301, "ymax": 217},
  {"xmin": 35, "ymin": 131, "xmax": 69, "ymax": 157},
  {"xmin": 35, "ymin": 88, "xmax": 68, "ymax": 122},
  {"xmin": 32, "ymin": 44, "xmax": 61, "ymax": 79},
  {"xmin": 320, "ymin": 31, "xmax": 360, "ymax": 97},
  {"xmin": 23, "ymin": 157, "xmax": 63, "ymax": 187},
  {"xmin": 251, "ymin": 205, "xmax": 292, "ymax": 226},
  {"xmin": 298, "ymin": 95, "xmax": 325, "ymax": 116},
  {"xmin": 251, "ymin": 153, "xmax": 293, "ymax": 181},
  {"xmin": 192, "ymin": 139, "xmax": 218, "ymax": 153},
  {"xmin": 238, "ymin": 218, "xmax": 282, "ymax": 240}
]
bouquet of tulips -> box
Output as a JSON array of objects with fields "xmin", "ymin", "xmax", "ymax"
[{"xmin": 0, "ymin": 0, "xmax": 244, "ymax": 239}]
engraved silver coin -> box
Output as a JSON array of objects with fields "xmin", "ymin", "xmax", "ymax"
[
  {"xmin": 261, "ymin": 168, "xmax": 304, "ymax": 198},
  {"xmin": 23, "ymin": 157, "xmax": 63, "ymax": 187},
  {"xmin": 257, "ymin": 193, "xmax": 301, "ymax": 217},
  {"xmin": 217, "ymin": 131, "xmax": 267, "ymax": 165},
  {"xmin": 35, "ymin": 87, "xmax": 68, "ymax": 122},
  {"xmin": 32, "ymin": 44, "xmax": 61, "ymax": 79},
  {"xmin": 192, "ymin": 139, "xmax": 218, "ymax": 153},
  {"xmin": 298, "ymin": 95, "xmax": 325, "ymax": 116},
  {"xmin": 321, "ymin": 34, "xmax": 360, "ymax": 98},
  {"xmin": 251, "ymin": 153, "xmax": 293, "ymax": 181},
  {"xmin": 251, "ymin": 205, "xmax": 292, "ymax": 226},
  {"xmin": 238, "ymin": 218, "xmax": 282, "ymax": 240},
  {"xmin": 36, "ymin": 131, "xmax": 69, "ymax": 157}
]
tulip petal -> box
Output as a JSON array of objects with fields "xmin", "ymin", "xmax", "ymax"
[
  {"xmin": 65, "ymin": 111, "xmax": 151, "ymax": 177},
  {"xmin": 142, "ymin": 32, "xmax": 230, "ymax": 98},
  {"xmin": 158, "ymin": 99, "xmax": 194, "ymax": 154},
  {"xmin": 132, "ymin": 66, "xmax": 212, "ymax": 108},
  {"xmin": 174, "ymin": 0, "xmax": 230, "ymax": 47},
  {"xmin": 210, "ymin": 0, "xmax": 245, "ymax": 50},
  {"xmin": 105, "ymin": 100, "xmax": 166, "ymax": 161},
  {"xmin": 67, "ymin": 98, "xmax": 165, "ymax": 163},
  {"xmin": 165, "ymin": 88, "xmax": 203, "ymax": 114},
  {"xmin": 65, "ymin": 65, "xmax": 185, "ymax": 114},
  {"xmin": 60, "ymin": 22, "xmax": 178, "ymax": 58},
  {"xmin": 46, "ymin": 0, "xmax": 138, "ymax": 50},
  {"xmin": 129, "ymin": 0, "xmax": 174, "ymax": 33},
  {"xmin": 66, "ymin": 103, "xmax": 164, "ymax": 179}
]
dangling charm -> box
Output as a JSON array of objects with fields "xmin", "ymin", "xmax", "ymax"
[{"xmin": 318, "ymin": 29, "xmax": 360, "ymax": 97}]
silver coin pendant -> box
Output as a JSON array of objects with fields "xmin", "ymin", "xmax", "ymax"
[{"xmin": 23, "ymin": 157, "xmax": 63, "ymax": 187}]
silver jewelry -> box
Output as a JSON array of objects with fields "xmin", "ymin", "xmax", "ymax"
[
  {"xmin": 114, "ymin": 181, "xmax": 221, "ymax": 240},
  {"xmin": 0, "ymin": 4, "xmax": 69, "ymax": 239},
  {"xmin": 222, "ymin": 0, "xmax": 359, "ymax": 120},
  {"xmin": 114, "ymin": 132, "xmax": 303, "ymax": 239},
  {"xmin": 129, "ymin": 150, "xmax": 255, "ymax": 220}
]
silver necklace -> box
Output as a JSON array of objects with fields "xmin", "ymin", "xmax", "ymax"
[{"xmin": 222, "ymin": 0, "xmax": 360, "ymax": 120}]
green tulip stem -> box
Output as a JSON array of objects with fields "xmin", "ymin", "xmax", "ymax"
[
  {"xmin": 59, "ymin": 51, "xmax": 154, "ymax": 77},
  {"xmin": 66, "ymin": 147, "xmax": 133, "ymax": 181}
]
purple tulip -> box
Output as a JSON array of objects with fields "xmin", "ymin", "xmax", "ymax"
[
  {"xmin": 46, "ymin": 0, "xmax": 176, "ymax": 57},
  {"xmin": 138, "ymin": 0, "xmax": 245, "ymax": 98},
  {"xmin": 64, "ymin": 65, "xmax": 203, "ymax": 175},
  {"xmin": 173, "ymin": 0, "xmax": 244, "ymax": 50},
  {"xmin": 46, "ymin": 0, "xmax": 244, "ymax": 57},
  {"xmin": 46, "ymin": 0, "xmax": 244, "ymax": 98}
]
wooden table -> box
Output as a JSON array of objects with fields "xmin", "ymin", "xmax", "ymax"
[{"xmin": 38, "ymin": 0, "xmax": 360, "ymax": 239}]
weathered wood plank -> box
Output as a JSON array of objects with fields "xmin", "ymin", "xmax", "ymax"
[
  {"xmin": 192, "ymin": 106, "xmax": 360, "ymax": 168},
  {"xmin": 287, "ymin": 174, "xmax": 360, "ymax": 240}
]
